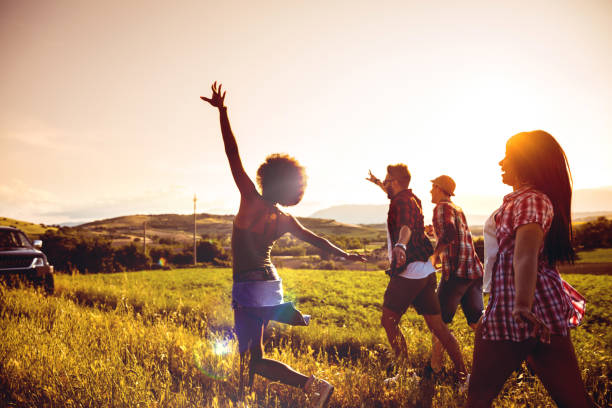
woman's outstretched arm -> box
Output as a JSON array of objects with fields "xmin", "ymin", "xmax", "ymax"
[
  {"xmin": 201, "ymin": 82, "xmax": 257, "ymax": 197},
  {"xmin": 285, "ymin": 215, "xmax": 367, "ymax": 262}
]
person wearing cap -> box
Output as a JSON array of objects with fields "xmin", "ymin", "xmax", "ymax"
[
  {"xmin": 366, "ymin": 165, "xmax": 467, "ymax": 385},
  {"xmin": 428, "ymin": 175, "xmax": 484, "ymax": 374}
]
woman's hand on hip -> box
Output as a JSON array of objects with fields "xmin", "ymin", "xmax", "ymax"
[{"xmin": 512, "ymin": 305, "xmax": 551, "ymax": 342}]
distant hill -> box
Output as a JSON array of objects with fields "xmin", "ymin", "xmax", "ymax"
[
  {"xmin": 1, "ymin": 213, "xmax": 387, "ymax": 245},
  {"xmin": 310, "ymin": 187, "xmax": 612, "ymax": 226},
  {"xmin": 310, "ymin": 205, "xmax": 389, "ymax": 225},
  {"xmin": 572, "ymin": 186, "xmax": 612, "ymax": 213},
  {"xmin": 76, "ymin": 213, "xmax": 386, "ymax": 244},
  {"xmin": 0, "ymin": 217, "xmax": 58, "ymax": 237}
]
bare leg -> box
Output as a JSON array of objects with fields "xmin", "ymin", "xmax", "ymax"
[
  {"xmin": 430, "ymin": 321, "xmax": 478, "ymax": 375},
  {"xmin": 430, "ymin": 334, "xmax": 444, "ymax": 373},
  {"xmin": 235, "ymin": 309, "xmax": 309, "ymax": 391},
  {"xmin": 381, "ymin": 306, "xmax": 408, "ymax": 363},
  {"xmin": 423, "ymin": 314, "xmax": 466, "ymax": 374}
]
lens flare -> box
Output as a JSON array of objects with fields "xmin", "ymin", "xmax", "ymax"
[
  {"xmin": 213, "ymin": 339, "xmax": 232, "ymax": 356},
  {"xmin": 193, "ymin": 336, "xmax": 236, "ymax": 381},
  {"xmin": 158, "ymin": 257, "xmax": 167, "ymax": 267}
]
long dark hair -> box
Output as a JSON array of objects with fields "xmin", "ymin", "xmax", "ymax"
[{"xmin": 507, "ymin": 130, "xmax": 575, "ymax": 266}]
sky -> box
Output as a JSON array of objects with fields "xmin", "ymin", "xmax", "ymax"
[{"xmin": 1, "ymin": 0, "xmax": 611, "ymax": 225}]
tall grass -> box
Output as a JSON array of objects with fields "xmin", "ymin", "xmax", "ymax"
[{"xmin": 0, "ymin": 268, "xmax": 609, "ymax": 407}]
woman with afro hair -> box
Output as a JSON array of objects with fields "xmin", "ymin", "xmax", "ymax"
[{"xmin": 202, "ymin": 82, "xmax": 365, "ymax": 408}]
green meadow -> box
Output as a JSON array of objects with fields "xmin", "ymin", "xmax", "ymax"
[{"xmin": 0, "ymin": 268, "xmax": 610, "ymax": 407}]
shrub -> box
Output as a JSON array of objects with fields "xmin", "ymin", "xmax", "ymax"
[
  {"xmin": 317, "ymin": 260, "xmax": 337, "ymax": 270},
  {"xmin": 196, "ymin": 240, "xmax": 228, "ymax": 264},
  {"xmin": 574, "ymin": 217, "xmax": 612, "ymax": 250}
]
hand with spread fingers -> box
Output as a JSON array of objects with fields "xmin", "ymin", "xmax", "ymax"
[
  {"xmin": 366, "ymin": 170, "xmax": 383, "ymax": 187},
  {"xmin": 200, "ymin": 81, "xmax": 226, "ymax": 109},
  {"xmin": 346, "ymin": 252, "xmax": 368, "ymax": 263},
  {"xmin": 512, "ymin": 306, "xmax": 551, "ymax": 343}
]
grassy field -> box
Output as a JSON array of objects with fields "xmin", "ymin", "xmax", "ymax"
[
  {"xmin": 576, "ymin": 248, "xmax": 612, "ymax": 263},
  {"xmin": 0, "ymin": 268, "xmax": 610, "ymax": 407}
]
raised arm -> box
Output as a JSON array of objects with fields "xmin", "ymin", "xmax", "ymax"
[
  {"xmin": 285, "ymin": 215, "xmax": 366, "ymax": 262},
  {"xmin": 201, "ymin": 82, "xmax": 257, "ymax": 197},
  {"xmin": 366, "ymin": 170, "xmax": 387, "ymax": 193}
]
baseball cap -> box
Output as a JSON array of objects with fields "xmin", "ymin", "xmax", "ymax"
[{"xmin": 431, "ymin": 175, "xmax": 456, "ymax": 196}]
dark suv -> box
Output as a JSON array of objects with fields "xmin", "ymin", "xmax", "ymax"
[{"xmin": 0, "ymin": 226, "xmax": 54, "ymax": 294}]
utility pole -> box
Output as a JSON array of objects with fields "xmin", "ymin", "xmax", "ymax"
[
  {"xmin": 143, "ymin": 219, "xmax": 147, "ymax": 255},
  {"xmin": 193, "ymin": 194, "xmax": 197, "ymax": 266}
]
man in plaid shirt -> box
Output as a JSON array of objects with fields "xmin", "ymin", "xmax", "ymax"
[
  {"xmin": 428, "ymin": 175, "xmax": 484, "ymax": 373},
  {"xmin": 367, "ymin": 165, "xmax": 467, "ymax": 385}
]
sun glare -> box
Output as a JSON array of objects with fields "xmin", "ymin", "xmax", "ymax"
[{"xmin": 212, "ymin": 338, "xmax": 232, "ymax": 356}]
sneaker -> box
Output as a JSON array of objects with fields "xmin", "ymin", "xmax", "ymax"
[
  {"xmin": 458, "ymin": 373, "xmax": 470, "ymax": 393},
  {"xmin": 383, "ymin": 373, "xmax": 401, "ymax": 386},
  {"xmin": 305, "ymin": 375, "xmax": 334, "ymax": 408},
  {"xmin": 383, "ymin": 370, "xmax": 419, "ymax": 387}
]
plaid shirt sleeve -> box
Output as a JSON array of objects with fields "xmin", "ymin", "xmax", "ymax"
[
  {"xmin": 388, "ymin": 192, "xmax": 419, "ymax": 243},
  {"xmin": 397, "ymin": 195, "xmax": 420, "ymax": 232},
  {"xmin": 433, "ymin": 203, "xmax": 457, "ymax": 246},
  {"xmin": 511, "ymin": 193, "xmax": 553, "ymax": 233},
  {"xmin": 388, "ymin": 190, "xmax": 432, "ymax": 263}
]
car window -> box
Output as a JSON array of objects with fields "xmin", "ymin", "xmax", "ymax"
[
  {"xmin": 0, "ymin": 231, "xmax": 32, "ymax": 248},
  {"xmin": 16, "ymin": 232, "xmax": 33, "ymax": 248}
]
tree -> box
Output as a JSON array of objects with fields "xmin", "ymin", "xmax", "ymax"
[
  {"xmin": 196, "ymin": 240, "xmax": 228, "ymax": 263},
  {"xmin": 114, "ymin": 244, "xmax": 151, "ymax": 271},
  {"xmin": 574, "ymin": 217, "xmax": 612, "ymax": 250}
]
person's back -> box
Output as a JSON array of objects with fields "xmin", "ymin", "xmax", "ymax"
[
  {"xmin": 433, "ymin": 200, "xmax": 482, "ymax": 279},
  {"xmin": 232, "ymin": 198, "xmax": 282, "ymax": 279}
]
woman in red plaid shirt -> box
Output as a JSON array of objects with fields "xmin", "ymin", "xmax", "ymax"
[{"xmin": 467, "ymin": 131, "xmax": 596, "ymax": 407}]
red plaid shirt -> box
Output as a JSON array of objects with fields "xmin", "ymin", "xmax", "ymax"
[
  {"xmin": 432, "ymin": 201, "xmax": 483, "ymax": 279},
  {"xmin": 387, "ymin": 189, "xmax": 433, "ymax": 265},
  {"xmin": 481, "ymin": 186, "xmax": 585, "ymax": 342}
]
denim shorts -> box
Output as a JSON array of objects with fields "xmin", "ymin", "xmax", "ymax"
[{"xmin": 437, "ymin": 275, "xmax": 484, "ymax": 324}]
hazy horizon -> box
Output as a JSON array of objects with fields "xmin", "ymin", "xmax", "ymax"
[
  {"xmin": 4, "ymin": 185, "xmax": 611, "ymax": 228},
  {"xmin": 2, "ymin": 1, "xmax": 611, "ymax": 225}
]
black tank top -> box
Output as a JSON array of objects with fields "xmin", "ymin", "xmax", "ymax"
[{"xmin": 231, "ymin": 206, "xmax": 283, "ymax": 280}]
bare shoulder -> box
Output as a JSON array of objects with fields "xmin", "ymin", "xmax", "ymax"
[
  {"xmin": 275, "ymin": 208, "xmax": 296, "ymax": 232},
  {"xmin": 234, "ymin": 193, "xmax": 265, "ymax": 228}
]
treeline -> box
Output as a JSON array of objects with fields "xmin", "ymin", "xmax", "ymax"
[
  {"xmin": 36, "ymin": 216, "xmax": 611, "ymax": 274},
  {"xmin": 40, "ymin": 230, "xmax": 229, "ymax": 274},
  {"xmin": 469, "ymin": 217, "xmax": 612, "ymax": 262},
  {"xmin": 573, "ymin": 216, "xmax": 612, "ymax": 250},
  {"xmin": 270, "ymin": 234, "xmax": 370, "ymax": 257}
]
